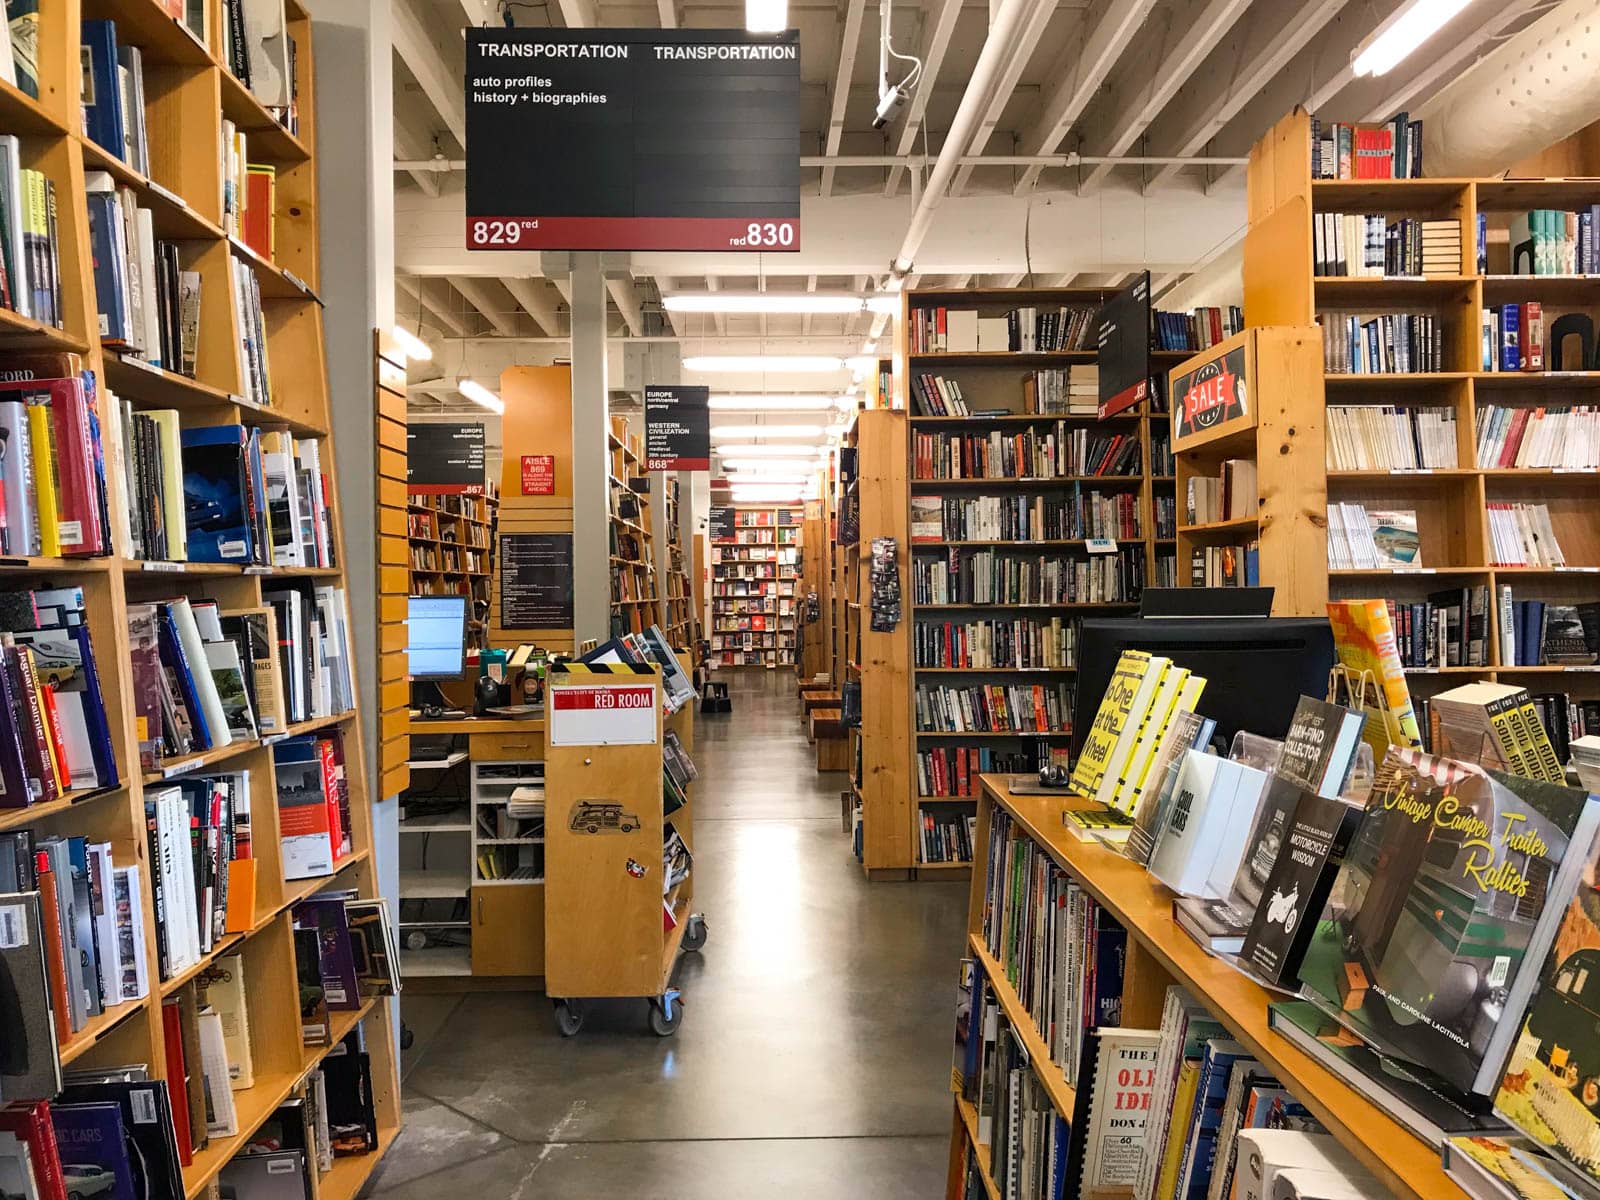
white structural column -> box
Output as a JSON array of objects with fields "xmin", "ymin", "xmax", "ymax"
[{"xmin": 570, "ymin": 253, "xmax": 612, "ymax": 645}]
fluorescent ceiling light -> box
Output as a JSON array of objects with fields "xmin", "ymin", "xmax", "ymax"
[
  {"xmin": 709, "ymin": 424, "xmax": 824, "ymax": 439},
  {"xmin": 1351, "ymin": 0, "xmax": 1470, "ymax": 76},
  {"xmin": 684, "ymin": 355, "xmax": 846, "ymax": 374},
  {"xmin": 708, "ymin": 394, "xmax": 840, "ymax": 412},
  {"xmin": 457, "ymin": 379, "xmax": 504, "ymax": 414},
  {"xmin": 391, "ymin": 326, "xmax": 432, "ymax": 361},
  {"xmin": 721, "ymin": 458, "xmax": 823, "ymax": 473},
  {"xmin": 864, "ymin": 295, "xmax": 900, "ymax": 314},
  {"xmin": 745, "ymin": 0, "xmax": 786, "ymax": 33},
  {"xmin": 716, "ymin": 444, "xmax": 827, "ymax": 457},
  {"xmin": 722, "ymin": 473, "xmax": 810, "ymax": 485},
  {"xmin": 666, "ymin": 293, "xmax": 862, "ymax": 315},
  {"xmin": 861, "ymin": 339, "xmax": 878, "ymax": 354}
]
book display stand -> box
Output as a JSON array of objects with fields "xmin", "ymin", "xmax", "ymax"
[
  {"xmin": 544, "ymin": 662, "xmax": 703, "ymax": 1036},
  {"xmin": 0, "ymin": 0, "xmax": 401, "ymax": 1192}
]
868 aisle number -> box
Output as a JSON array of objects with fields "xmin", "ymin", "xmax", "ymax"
[
  {"xmin": 730, "ymin": 221, "xmax": 796, "ymax": 249},
  {"xmin": 469, "ymin": 219, "xmax": 538, "ymax": 247}
]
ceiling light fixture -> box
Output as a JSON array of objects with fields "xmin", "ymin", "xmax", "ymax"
[
  {"xmin": 457, "ymin": 379, "xmax": 504, "ymax": 414},
  {"xmin": 1351, "ymin": 0, "xmax": 1470, "ymax": 76},
  {"xmin": 745, "ymin": 0, "xmax": 786, "ymax": 34},
  {"xmin": 720, "ymin": 458, "xmax": 825, "ymax": 473},
  {"xmin": 683, "ymin": 355, "xmax": 847, "ymax": 374},
  {"xmin": 715, "ymin": 444, "xmax": 827, "ymax": 458},
  {"xmin": 707, "ymin": 394, "xmax": 841, "ymax": 412},
  {"xmin": 864, "ymin": 295, "xmax": 900, "ymax": 314},
  {"xmin": 709, "ymin": 424, "xmax": 825, "ymax": 439},
  {"xmin": 391, "ymin": 326, "xmax": 432, "ymax": 361}
]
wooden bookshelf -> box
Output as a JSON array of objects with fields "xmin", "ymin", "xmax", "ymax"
[
  {"xmin": 947, "ymin": 777, "xmax": 1467, "ymax": 1200},
  {"xmin": 895, "ymin": 285, "xmax": 1171, "ymax": 873},
  {"xmin": 798, "ymin": 495, "xmax": 830, "ymax": 682},
  {"xmin": 1242, "ymin": 107, "xmax": 1600, "ymax": 726},
  {"xmin": 407, "ymin": 490, "xmax": 496, "ymax": 646},
  {"xmin": 0, "ymin": 0, "xmax": 399, "ymax": 1191},
  {"xmin": 608, "ymin": 419, "xmax": 659, "ymax": 637},
  {"xmin": 656, "ymin": 475, "xmax": 699, "ymax": 659},
  {"xmin": 709, "ymin": 505, "xmax": 803, "ymax": 669}
]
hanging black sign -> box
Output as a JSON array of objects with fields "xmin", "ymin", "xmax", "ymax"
[
  {"xmin": 500, "ymin": 533, "xmax": 574, "ymax": 628},
  {"xmin": 644, "ymin": 384, "xmax": 711, "ymax": 471},
  {"xmin": 408, "ymin": 423, "xmax": 486, "ymax": 494},
  {"xmin": 709, "ymin": 506, "xmax": 735, "ymax": 541},
  {"xmin": 1096, "ymin": 272, "xmax": 1152, "ymax": 419},
  {"xmin": 464, "ymin": 28, "xmax": 800, "ymax": 252}
]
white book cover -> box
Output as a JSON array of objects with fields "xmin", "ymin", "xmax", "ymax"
[
  {"xmin": 86, "ymin": 843, "xmax": 123, "ymax": 1008},
  {"xmin": 0, "ymin": 1131, "xmax": 39, "ymax": 1200},
  {"xmin": 1078, "ymin": 1029, "xmax": 1162, "ymax": 1193},
  {"xmin": 946, "ymin": 309, "xmax": 979, "ymax": 353},
  {"xmin": 167, "ymin": 599, "xmax": 233, "ymax": 748},
  {"xmin": 114, "ymin": 866, "xmax": 149, "ymax": 999},
  {"xmin": 210, "ymin": 952, "xmax": 254, "ymax": 1088},
  {"xmin": 1235, "ymin": 1130, "xmax": 1375, "ymax": 1200},
  {"xmin": 1148, "ymin": 751, "xmax": 1250, "ymax": 898},
  {"xmin": 977, "ymin": 316, "xmax": 1008, "ymax": 351},
  {"xmin": 197, "ymin": 1007, "xmax": 239, "ymax": 1136},
  {"xmin": 1198, "ymin": 760, "xmax": 1271, "ymax": 900}
]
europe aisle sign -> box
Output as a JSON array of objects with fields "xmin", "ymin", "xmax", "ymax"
[
  {"xmin": 465, "ymin": 28, "xmax": 800, "ymax": 252},
  {"xmin": 644, "ymin": 384, "xmax": 710, "ymax": 471}
]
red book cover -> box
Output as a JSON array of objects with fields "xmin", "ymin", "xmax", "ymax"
[
  {"xmin": 1210, "ymin": 307, "xmax": 1223, "ymax": 344},
  {"xmin": 33, "ymin": 857, "xmax": 70, "ymax": 1048},
  {"xmin": 7, "ymin": 645, "xmax": 57, "ymax": 801},
  {"xmin": 243, "ymin": 170, "xmax": 274, "ymax": 260},
  {"xmin": 317, "ymin": 738, "xmax": 342, "ymax": 864},
  {"xmin": 1524, "ymin": 300, "xmax": 1544, "ymax": 371},
  {"xmin": 956, "ymin": 749, "xmax": 969, "ymax": 796},
  {"xmin": 0, "ymin": 1102, "xmax": 67, "ymax": 1200},
  {"xmin": 35, "ymin": 682, "xmax": 69, "ymax": 790},
  {"xmin": 1501, "ymin": 408, "xmax": 1530, "ymax": 467},
  {"xmin": 160, "ymin": 998, "xmax": 194, "ymax": 1165},
  {"xmin": 0, "ymin": 379, "xmax": 102, "ymax": 556}
]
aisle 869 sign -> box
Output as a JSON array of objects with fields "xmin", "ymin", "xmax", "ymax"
[{"xmin": 465, "ymin": 28, "xmax": 800, "ymax": 253}]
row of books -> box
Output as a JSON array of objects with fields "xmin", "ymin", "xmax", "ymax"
[
  {"xmin": 1188, "ymin": 543, "xmax": 1259, "ymax": 588},
  {"xmin": 1384, "ymin": 587, "xmax": 1491, "ymax": 669},
  {"xmin": 1326, "ymin": 403, "xmax": 1459, "ymax": 471},
  {"xmin": 1, "ymin": 835, "xmax": 147, "ymax": 1057},
  {"xmin": 89, "ymin": 174, "xmax": 200, "ymax": 377},
  {"xmin": 1507, "ymin": 207, "xmax": 1600, "ymax": 275},
  {"xmin": 1310, "ymin": 112, "xmax": 1421, "ymax": 178},
  {"xmin": 1150, "ymin": 429, "xmax": 1173, "ymax": 475},
  {"xmin": 0, "ymin": 359, "xmax": 113, "ymax": 558},
  {"xmin": 916, "ymin": 746, "xmax": 1027, "ymax": 798},
  {"xmin": 1151, "ymin": 306, "xmax": 1242, "ymax": 352},
  {"xmin": 908, "ymin": 305, "xmax": 1100, "ymax": 355},
  {"xmin": 1325, "ymin": 502, "xmax": 1420, "ymax": 569},
  {"xmin": 1313, "ymin": 213, "xmax": 1460, "ymax": 277},
  {"xmin": 910, "ymin": 491, "xmax": 1140, "ymax": 543},
  {"xmin": 1319, "ymin": 310, "xmax": 1445, "ymax": 374},
  {"xmin": 145, "ymin": 777, "xmax": 247, "ymax": 980},
  {"xmin": 82, "ymin": 21, "xmax": 151, "ymax": 176},
  {"xmin": 1488, "ymin": 501, "xmax": 1566, "ymax": 567},
  {"xmin": 918, "ymin": 806, "xmax": 974, "ymax": 864},
  {"xmin": 0, "ymin": 142, "xmax": 63, "ymax": 329},
  {"xmin": 1026, "ymin": 367, "xmax": 1100, "ymax": 416},
  {"xmin": 1183, "ymin": 459, "xmax": 1255, "ymax": 526},
  {"xmin": 1482, "ymin": 301, "xmax": 1547, "ymax": 372},
  {"xmin": 909, "ymin": 372, "xmax": 972, "ymax": 416},
  {"xmin": 912, "ymin": 546, "xmax": 1146, "ymax": 607},
  {"xmin": 912, "ymin": 617, "xmax": 1076, "ymax": 670},
  {"xmin": 1476, "ymin": 403, "xmax": 1600, "ymax": 469},
  {"xmin": 0, "ymin": 586, "xmax": 119, "ymax": 801},
  {"xmin": 1526, "ymin": 690, "xmax": 1600, "ymax": 763},
  {"xmin": 124, "ymin": 416, "xmax": 334, "ymax": 566},
  {"xmin": 910, "ymin": 427, "xmax": 1141, "ymax": 481},
  {"xmin": 978, "ymin": 810, "xmax": 1125, "ymax": 1085},
  {"xmin": 222, "ymin": 0, "xmax": 302, "ymax": 131},
  {"xmin": 1153, "ymin": 549, "xmax": 1177, "ymax": 589},
  {"xmin": 913, "ymin": 682, "xmax": 1072, "ymax": 735},
  {"xmin": 1499, "ymin": 592, "xmax": 1599, "ymax": 666}
]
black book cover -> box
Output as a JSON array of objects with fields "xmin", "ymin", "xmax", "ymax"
[
  {"xmin": 320, "ymin": 1033, "xmax": 376, "ymax": 1156},
  {"xmin": 1239, "ymin": 788, "xmax": 1363, "ymax": 987},
  {"xmin": 57, "ymin": 1077, "xmax": 185, "ymax": 1199},
  {"xmin": 0, "ymin": 891, "xmax": 59, "ymax": 1100}
]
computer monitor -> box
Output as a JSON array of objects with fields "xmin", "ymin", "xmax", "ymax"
[
  {"xmin": 407, "ymin": 595, "xmax": 468, "ymax": 680},
  {"xmin": 1072, "ymin": 616, "xmax": 1337, "ymax": 755}
]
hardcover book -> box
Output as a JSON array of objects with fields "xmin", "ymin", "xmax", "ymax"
[
  {"xmin": 1062, "ymin": 1027, "xmax": 1160, "ymax": 1195},
  {"xmin": 180, "ymin": 425, "xmax": 254, "ymax": 563},
  {"xmin": 1298, "ymin": 747, "xmax": 1600, "ymax": 1100},
  {"xmin": 1326, "ymin": 599, "xmax": 1424, "ymax": 757},
  {"xmin": 293, "ymin": 895, "xmax": 360, "ymax": 1011},
  {"xmin": 50, "ymin": 1101, "xmax": 138, "ymax": 1200},
  {"xmin": 0, "ymin": 891, "xmax": 58, "ymax": 1100},
  {"xmin": 1124, "ymin": 710, "xmax": 1214, "ymax": 867},
  {"xmin": 56, "ymin": 1077, "xmax": 185, "ymax": 1199},
  {"xmin": 1069, "ymin": 650, "xmax": 1153, "ymax": 798}
]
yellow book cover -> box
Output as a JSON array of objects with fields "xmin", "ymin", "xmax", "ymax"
[
  {"xmin": 146, "ymin": 410, "xmax": 188, "ymax": 559},
  {"xmin": 1487, "ymin": 694, "xmax": 1534, "ymax": 776},
  {"xmin": 1156, "ymin": 1059, "xmax": 1201, "ymax": 1200},
  {"xmin": 1094, "ymin": 657, "xmax": 1171, "ymax": 808},
  {"xmin": 1106, "ymin": 665, "xmax": 1191, "ymax": 814},
  {"xmin": 1514, "ymin": 700, "xmax": 1566, "ymax": 784},
  {"xmin": 1122, "ymin": 674, "xmax": 1209, "ymax": 817},
  {"xmin": 27, "ymin": 403, "xmax": 59, "ymax": 556},
  {"xmin": 1069, "ymin": 649, "xmax": 1151, "ymax": 796},
  {"xmin": 1326, "ymin": 599, "xmax": 1423, "ymax": 756}
]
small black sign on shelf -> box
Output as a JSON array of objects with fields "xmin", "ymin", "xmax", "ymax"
[
  {"xmin": 408, "ymin": 422, "xmax": 487, "ymax": 494},
  {"xmin": 709, "ymin": 506, "xmax": 734, "ymax": 541},
  {"xmin": 500, "ymin": 532, "xmax": 574, "ymax": 628},
  {"xmin": 644, "ymin": 384, "xmax": 710, "ymax": 471},
  {"xmin": 1096, "ymin": 272, "xmax": 1152, "ymax": 419}
]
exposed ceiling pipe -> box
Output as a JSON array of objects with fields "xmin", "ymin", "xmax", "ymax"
[
  {"xmin": 1416, "ymin": 0, "xmax": 1600, "ymax": 176},
  {"xmin": 392, "ymin": 152, "xmax": 1249, "ymax": 173}
]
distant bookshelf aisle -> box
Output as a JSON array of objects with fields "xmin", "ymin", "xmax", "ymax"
[
  {"xmin": 709, "ymin": 506, "xmax": 802, "ymax": 669},
  {"xmin": 608, "ymin": 422, "xmax": 660, "ymax": 638},
  {"xmin": 658, "ymin": 476, "xmax": 698, "ymax": 658},
  {"xmin": 408, "ymin": 491, "xmax": 497, "ymax": 648},
  {"xmin": 0, "ymin": 0, "xmax": 400, "ymax": 1197},
  {"xmin": 898, "ymin": 285, "xmax": 1188, "ymax": 871}
]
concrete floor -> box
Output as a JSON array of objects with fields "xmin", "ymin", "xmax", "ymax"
[{"xmin": 365, "ymin": 670, "xmax": 969, "ymax": 1199}]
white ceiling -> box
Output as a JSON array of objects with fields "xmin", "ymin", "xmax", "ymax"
[{"xmin": 391, "ymin": 0, "xmax": 1549, "ymax": 404}]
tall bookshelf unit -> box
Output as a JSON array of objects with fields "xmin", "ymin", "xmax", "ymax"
[
  {"xmin": 709, "ymin": 506, "xmax": 803, "ymax": 669},
  {"xmin": 1244, "ymin": 108, "xmax": 1600, "ymax": 724},
  {"xmin": 656, "ymin": 476, "xmax": 698, "ymax": 656},
  {"xmin": 609, "ymin": 420, "xmax": 659, "ymax": 638},
  {"xmin": 0, "ymin": 0, "xmax": 401, "ymax": 1193},
  {"xmin": 407, "ymin": 491, "xmax": 496, "ymax": 647},
  {"xmin": 896, "ymin": 286, "xmax": 1187, "ymax": 871}
]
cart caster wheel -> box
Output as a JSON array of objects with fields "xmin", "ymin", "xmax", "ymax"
[
  {"xmin": 554, "ymin": 999, "xmax": 585, "ymax": 1037},
  {"xmin": 400, "ymin": 1024, "xmax": 415, "ymax": 1051},
  {"xmin": 648, "ymin": 992, "xmax": 683, "ymax": 1037},
  {"xmin": 682, "ymin": 915, "xmax": 708, "ymax": 952}
]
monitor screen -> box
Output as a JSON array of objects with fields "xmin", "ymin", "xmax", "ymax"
[{"xmin": 407, "ymin": 595, "xmax": 468, "ymax": 680}]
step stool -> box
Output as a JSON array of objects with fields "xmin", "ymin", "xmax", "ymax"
[{"xmin": 701, "ymin": 681, "xmax": 733, "ymax": 714}]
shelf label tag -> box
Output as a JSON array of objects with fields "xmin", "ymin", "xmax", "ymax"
[
  {"xmin": 1086, "ymin": 538, "xmax": 1118, "ymax": 555},
  {"xmin": 550, "ymin": 680, "xmax": 658, "ymax": 746},
  {"xmin": 142, "ymin": 561, "xmax": 183, "ymax": 572},
  {"xmin": 1394, "ymin": 568, "xmax": 1436, "ymax": 574}
]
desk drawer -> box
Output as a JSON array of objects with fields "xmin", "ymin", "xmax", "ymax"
[{"xmin": 471, "ymin": 731, "xmax": 545, "ymax": 761}]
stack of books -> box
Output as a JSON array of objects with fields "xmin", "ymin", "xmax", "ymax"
[
  {"xmin": 910, "ymin": 490, "xmax": 1140, "ymax": 543},
  {"xmin": 1498, "ymin": 590, "xmax": 1599, "ymax": 665},
  {"xmin": 1188, "ymin": 542, "xmax": 1260, "ymax": 588},
  {"xmin": 911, "ymin": 545, "xmax": 1145, "ymax": 606},
  {"xmin": 0, "ymin": 140, "xmax": 63, "ymax": 328},
  {"xmin": 913, "ymin": 617, "xmax": 1075, "ymax": 669},
  {"xmin": 918, "ymin": 805, "xmax": 974, "ymax": 864},
  {"xmin": 1326, "ymin": 404, "xmax": 1458, "ymax": 470},
  {"xmin": 82, "ymin": 21, "xmax": 151, "ymax": 176},
  {"xmin": 1184, "ymin": 459, "xmax": 1255, "ymax": 525},
  {"xmin": 914, "ymin": 681, "xmax": 1073, "ymax": 734},
  {"xmin": 1326, "ymin": 503, "xmax": 1421, "ymax": 569},
  {"xmin": 0, "ymin": 359, "xmax": 114, "ymax": 558},
  {"xmin": 909, "ymin": 372, "xmax": 969, "ymax": 415},
  {"xmin": 221, "ymin": 0, "xmax": 301, "ymax": 134},
  {"xmin": 1313, "ymin": 214, "xmax": 1460, "ymax": 276},
  {"xmin": 1487, "ymin": 501, "xmax": 1565, "ymax": 566},
  {"xmin": 1320, "ymin": 311, "xmax": 1443, "ymax": 373},
  {"xmin": 1152, "ymin": 306, "xmax": 1242, "ymax": 351},
  {"xmin": 1476, "ymin": 403, "xmax": 1599, "ymax": 468},
  {"xmin": 911, "ymin": 425, "xmax": 1140, "ymax": 479},
  {"xmin": 1383, "ymin": 587, "xmax": 1490, "ymax": 668}
]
